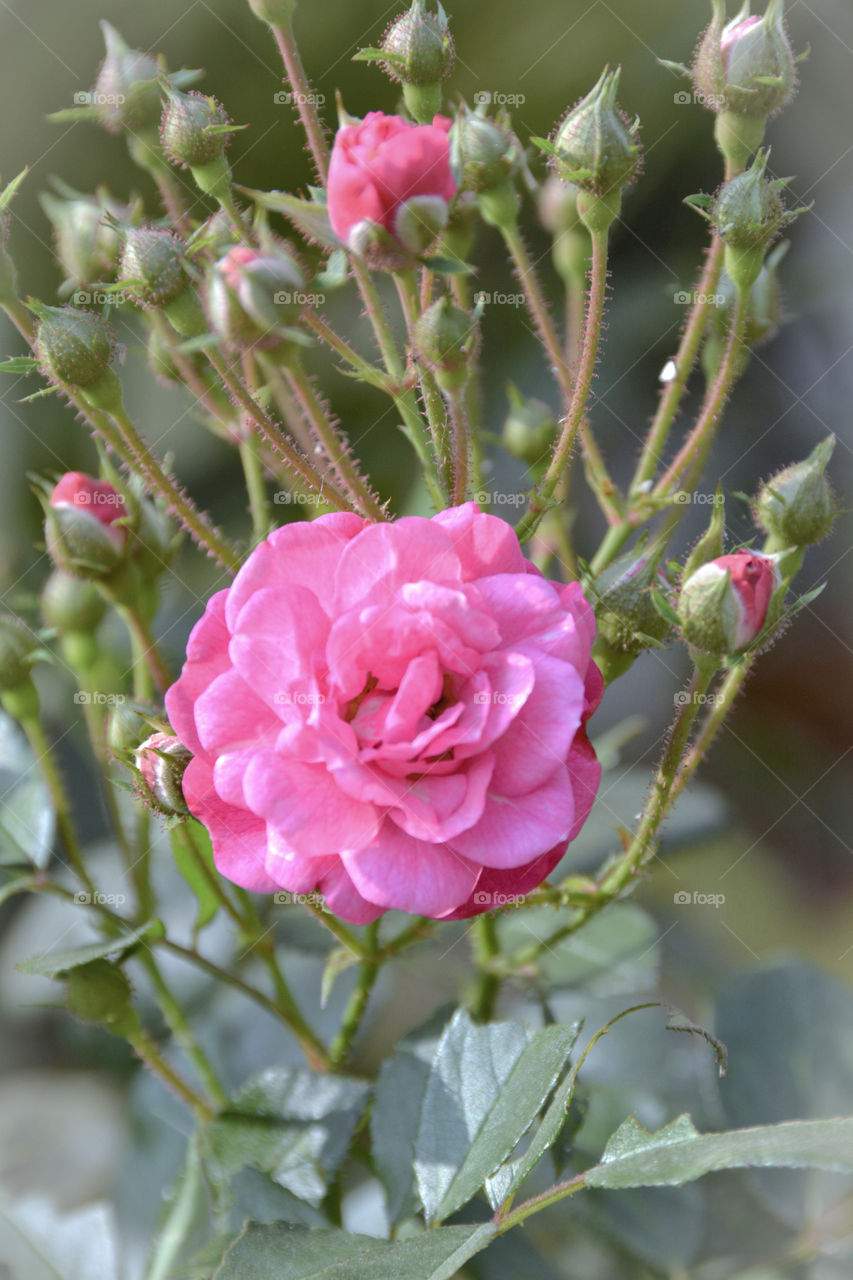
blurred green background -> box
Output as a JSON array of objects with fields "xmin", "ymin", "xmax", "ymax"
[{"xmin": 0, "ymin": 0, "xmax": 852, "ymax": 1273}]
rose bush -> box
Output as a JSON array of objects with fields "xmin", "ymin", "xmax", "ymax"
[
  {"xmin": 327, "ymin": 109, "xmax": 456, "ymax": 256},
  {"xmin": 166, "ymin": 503, "xmax": 602, "ymax": 921}
]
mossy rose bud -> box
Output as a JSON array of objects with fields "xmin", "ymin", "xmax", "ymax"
[
  {"xmin": 678, "ymin": 551, "xmax": 780, "ymax": 653},
  {"xmin": 206, "ymin": 244, "xmax": 305, "ymax": 349},
  {"xmin": 0, "ymin": 615, "xmax": 39, "ymax": 692},
  {"xmin": 34, "ymin": 304, "xmax": 115, "ymax": 392},
  {"xmin": 551, "ymin": 67, "xmax": 640, "ymax": 230},
  {"xmin": 755, "ymin": 436, "xmax": 836, "ymax": 547},
  {"xmin": 45, "ymin": 472, "xmax": 129, "ymax": 579},
  {"xmin": 593, "ymin": 552, "xmax": 673, "ymax": 654},
  {"xmin": 160, "ymin": 88, "xmax": 232, "ymax": 169},
  {"xmin": 119, "ymin": 225, "xmax": 188, "ymax": 309},
  {"xmin": 40, "ymin": 187, "xmax": 127, "ymax": 287},
  {"xmin": 93, "ymin": 22, "xmax": 162, "ymax": 134},
  {"xmin": 711, "ymin": 149, "xmax": 802, "ymax": 290},
  {"xmin": 382, "ymin": 0, "xmax": 455, "ymax": 123},
  {"xmin": 65, "ymin": 959, "xmax": 139, "ymax": 1036},
  {"xmin": 502, "ymin": 387, "xmax": 558, "ymax": 466},
  {"xmin": 40, "ymin": 569, "xmax": 106, "ymax": 635},
  {"xmin": 694, "ymin": 0, "xmax": 796, "ymax": 121},
  {"xmin": 413, "ymin": 295, "xmax": 477, "ymax": 389},
  {"xmin": 134, "ymin": 732, "xmax": 191, "ymax": 817}
]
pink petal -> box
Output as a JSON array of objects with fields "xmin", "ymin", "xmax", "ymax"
[
  {"xmin": 243, "ymin": 752, "xmax": 379, "ymax": 857},
  {"xmin": 182, "ymin": 757, "xmax": 279, "ymax": 893},
  {"xmin": 193, "ymin": 667, "xmax": 280, "ymax": 754},
  {"xmin": 449, "ymin": 765, "xmax": 575, "ymax": 868},
  {"xmin": 318, "ymin": 863, "xmax": 385, "ymax": 924},
  {"xmin": 433, "ymin": 503, "xmax": 528, "ymax": 578},
  {"xmin": 165, "ymin": 591, "xmax": 231, "ymax": 757},
  {"xmin": 443, "ymin": 844, "xmax": 568, "ymax": 919},
  {"xmin": 229, "ymin": 584, "xmax": 330, "ymax": 711},
  {"xmin": 490, "ymin": 652, "xmax": 585, "ymax": 796},
  {"xmin": 342, "ymin": 821, "xmax": 480, "ymax": 916},
  {"xmin": 332, "ymin": 519, "xmax": 461, "ymax": 612}
]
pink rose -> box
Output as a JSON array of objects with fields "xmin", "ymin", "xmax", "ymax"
[
  {"xmin": 166, "ymin": 503, "xmax": 602, "ymax": 923},
  {"xmin": 327, "ymin": 111, "xmax": 457, "ymax": 259},
  {"xmin": 50, "ymin": 471, "xmax": 128, "ymax": 545}
]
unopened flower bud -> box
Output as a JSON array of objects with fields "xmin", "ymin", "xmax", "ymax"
[
  {"xmin": 413, "ymin": 295, "xmax": 477, "ymax": 390},
  {"xmin": 754, "ymin": 436, "xmax": 836, "ymax": 547},
  {"xmin": 678, "ymin": 551, "xmax": 780, "ymax": 654},
  {"xmin": 45, "ymin": 472, "xmax": 129, "ymax": 579},
  {"xmin": 108, "ymin": 703, "xmax": 153, "ymax": 758},
  {"xmin": 450, "ymin": 104, "xmax": 522, "ymax": 195},
  {"xmin": 501, "ymin": 386, "xmax": 558, "ymax": 466},
  {"xmin": 206, "ymin": 244, "xmax": 305, "ymax": 349},
  {"xmin": 34, "ymin": 304, "xmax": 117, "ymax": 402},
  {"xmin": 694, "ymin": 0, "xmax": 796, "ymax": 126},
  {"xmin": 0, "ymin": 615, "xmax": 39, "ymax": 693},
  {"xmin": 381, "ymin": 0, "xmax": 455, "ymax": 124},
  {"xmin": 65, "ymin": 959, "xmax": 139, "ymax": 1036},
  {"xmin": 550, "ymin": 67, "xmax": 641, "ymax": 232},
  {"xmin": 710, "ymin": 149, "xmax": 802, "ymax": 290},
  {"xmin": 592, "ymin": 552, "xmax": 673, "ymax": 654},
  {"xmin": 40, "ymin": 186, "xmax": 128, "ymax": 288},
  {"xmin": 118, "ymin": 224, "xmax": 189, "ymax": 309},
  {"xmin": 40, "ymin": 569, "xmax": 106, "ymax": 635},
  {"xmin": 93, "ymin": 22, "xmax": 162, "ymax": 134},
  {"xmin": 248, "ymin": 0, "xmax": 298, "ymax": 25},
  {"xmin": 134, "ymin": 732, "xmax": 191, "ymax": 817},
  {"xmin": 160, "ymin": 88, "xmax": 233, "ymax": 196}
]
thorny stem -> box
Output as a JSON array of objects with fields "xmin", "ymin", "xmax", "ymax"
[
  {"xmin": 515, "ymin": 227, "xmax": 612, "ymax": 541},
  {"xmin": 130, "ymin": 1027, "xmax": 214, "ymax": 1121},
  {"xmin": 471, "ymin": 913, "xmax": 501, "ymax": 1022},
  {"xmin": 328, "ymin": 922, "xmax": 381, "ymax": 1068},
  {"xmin": 272, "ymin": 21, "xmax": 330, "ymax": 183},
  {"xmin": 119, "ymin": 604, "xmax": 171, "ymax": 698},
  {"xmin": 140, "ymin": 952, "xmax": 228, "ymax": 1108}
]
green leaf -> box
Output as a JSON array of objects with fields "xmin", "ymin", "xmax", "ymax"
[
  {"xmin": 206, "ymin": 1068, "xmax": 370, "ymax": 1206},
  {"xmin": 0, "ymin": 167, "xmax": 28, "ymax": 215},
  {"xmin": 171, "ymin": 823, "xmax": 220, "ymax": 935},
  {"xmin": 419, "ymin": 255, "xmax": 474, "ymax": 276},
  {"xmin": 0, "ymin": 356, "xmax": 39, "ymax": 375},
  {"xmin": 213, "ymin": 1222, "xmax": 495, "ymax": 1280},
  {"xmin": 312, "ymin": 248, "xmax": 349, "ymax": 292},
  {"xmin": 17, "ymin": 922, "xmax": 157, "ymax": 977},
  {"xmin": 238, "ymin": 189, "xmax": 341, "ymax": 249},
  {"xmin": 352, "ymin": 47, "xmax": 406, "ymax": 67},
  {"xmin": 0, "ymin": 1191, "xmax": 121, "ymax": 1280},
  {"xmin": 0, "ymin": 711, "xmax": 55, "ymax": 868},
  {"xmin": 320, "ymin": 946, "xmax": 359, "ymax": 1008},
  {"xmin": 585, "ymin": 1114, "xmax": 853, "ymax": 1190},
  {"xmin": 0, "ymin": 872, "xmax": 43, "ymax": 907},
  {"xmin": 414, "ymin": 1009, "xmax": 579, "ymax": 1224},
  {"xmin": 372, "ymin": 1007, "xmax": 451, "ymax": 1226}
]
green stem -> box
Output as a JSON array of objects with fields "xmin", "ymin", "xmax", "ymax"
[
  {"xmin": 495, "ymin": 1172, "xmax": 587, "ymax": 1233},
  {"xmin": 21, "ymin": 716, "xmax": 95, "ymax": 896},
  {"xmin": 471, "ymin": 914, "xmax": 501, "ymax": 1022},
  {"xmin": 515, "ymin": 227, "xmax": 612, "ymax": 542},
  {"xmin": 240, "ymin": 436, "xmax": 271, "ymax": 542},
  {"xmin": 94, "ymin": 403, "xmax": 242, "ymax": 572},
  {"xmin": 395, "ymin": 271, "xmax": 450, "ymax": 486},
  {"xmin": 302, "ymin": 309, "xmax": 391, "ymax": 390},
  {"xmin": 285, "ymin": 359, "xmax": 386, "ymax": 519},
  {"xmin": 144, "ymin": 1138, "xmax": 203, "ymax": 1280},
  {"xmin": 328, "ymin": 922, "xmax": 380, "ymax": 1068},
  {"xmin": 128, "ymin": 1027, "xmax": 213, "ymax": 1122},
  {"xmin": 668, "ymin": 659, "xmax": 752, "ymax": 808},
  {"xmin": 119, "ymin": 605, "xmax": 171, "ymax": 698},
  {"xmin": 304, "ymin": 900, "xmax": 370, "ymax": 959},
  {"xmin": 446, "ymin": 380, "xmax": 472, "ymax": 505},
  {"xmin": 271, "ymin": 21, "xmax": 330, "ymax": 182},
  {"xmin": 141, "ymin": 952, "xmax": 228, "ymax": 1107}
]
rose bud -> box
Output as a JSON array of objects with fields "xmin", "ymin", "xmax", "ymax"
[
  {"xmin": 40, "ymin": 185, "xmax": 130, "ymax": 290},
  {"xmin": 708, "ymin": 148, "xmax": 805, "ymax": 291},
  {"xmin": 92, "ymin": 22, "xmax": 162, "ymax": 134},
  {"xmin": 754, "ymin": 436, "xmax": 836, "ymax": 548},
  {"xmin": 33, "ymin": 303, "xmax": 120, "ymax": 409},
  {"xmin": 449, "ymin": 103, "xmax": 523, "ymax": 229},
  {"xmin": 0, "ymin": 614, "xmax": 41, "ymax": 722},
  {"xmin": 44, "ymin": 471, "xmax": 129, "ymax": 580},
  {"xmin": 591, "ymin": 550, "xmax": 673, "ymax": 682},
  {"xmin": 205, "ymin": 244, "xmax": 306, "ymax": 350},
  {"xmin": 380, "ymin": 0, "xmax": 455, "ymax": 124},
  {"xmin": 327, "ymin": 111, "xmax": 457, "ymax": 267},
  {"xmin": 118, "ymin": 225, "xmax": 188, "ymax": 310},
  {"xmin": 160, "ymin": 86, "xmax": 234, "ymax": 199},
  {"xmin": 694, "ymin": 0, "xmax": 796, "ymax": 166},
  {"xmin": 134, "ymin": 732, "xmax": 191, "ymax": 817},
  {"xmin": 65, "ymin": 959, "xmax": 139, "ymax": 1037},
  {"xmin": 678, "ymin": 551, "xmax": 780, "ymax": 654},
  {"xmin": 501, "ymin": 385, "xmax": 558, "ymax": 467},
  {"xmin": 550, "ymin": 67, "xmax": 641, "ymax": 233},
  {"xmin": 413, "ymin": 295, "xmax": 478, "ymax": 391},
  {"xmin": 40, "ymin": 568, "xmax": 106, "ymax": 635}
]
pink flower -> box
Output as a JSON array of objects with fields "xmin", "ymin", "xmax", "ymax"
[
  {"xmin": 50, "ymin": 472, "xmax": 128, "ymax": 546},
  {"xmin": 166, "ymin": 503, "xmax": 602, "ymax": 923},
  {"xmin": 327, "ymin": 111, "xmax": 457, "ymax": 258}
]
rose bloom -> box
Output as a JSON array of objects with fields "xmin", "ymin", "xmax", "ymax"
[
  {"xmin": 166, "ymin": 504, "xmax": 602, "ymax": 923},
  {"xmin": 327, "ymin": 110, "xmax": 456, "ymax": 253}
]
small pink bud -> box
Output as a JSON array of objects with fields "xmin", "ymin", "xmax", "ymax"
[
  {"xmin": 678, "ymin": 550, "xmax": 780, "ymax": 654},
  {"xmin": 51, "ymin": 472, "xmax": 128, "ymax": 542},
  {"xmin": 720, "ymin": 15, "xmax": 762, "ymax": 62},
  {"xmin": 134, "ymin": 732, "xmax": 191, "ymax": 816},
  {"xmin": 45, "ymin": 472, "xmax": 129, "ymax": 579}
]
